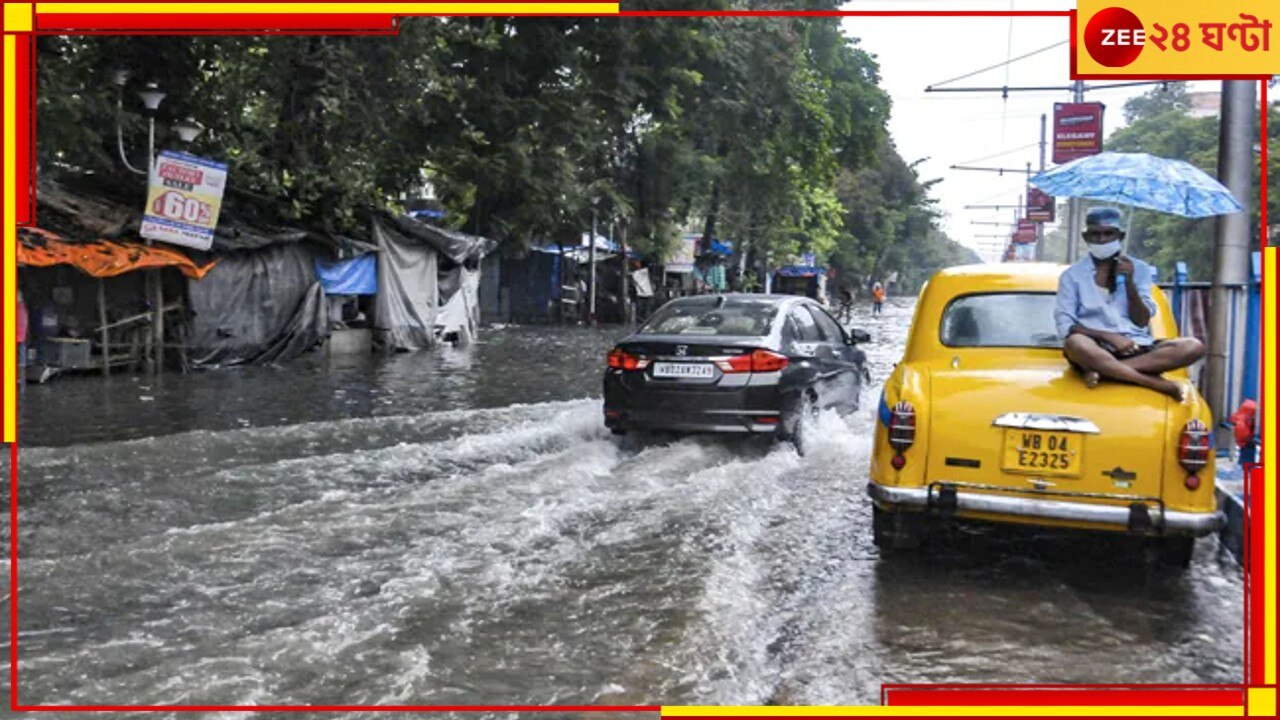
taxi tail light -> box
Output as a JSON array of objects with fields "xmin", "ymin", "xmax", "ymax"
[
  {"xmin": 1178, "ymin": 419, "xmax": 1210, "ymax": 480},
  {"xmin": 888, "ymin": 401, "xmax": 916, "ymax": 452},
  {"xmin": 607, "ymin": 348, "xmax": 649, "ymax": 371},
  {"xmin": 714, "ymin": 349, "xmax": 790, "ymax": 374}
]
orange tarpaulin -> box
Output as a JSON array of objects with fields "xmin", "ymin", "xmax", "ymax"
[{"xmin": 17, "ymin": 226, "xmax": 217, "ymax": 280}]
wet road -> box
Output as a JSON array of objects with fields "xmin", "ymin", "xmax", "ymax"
[{"xmin": 4, "ymin": 299, "xmax": 1243, "ymax": 713}]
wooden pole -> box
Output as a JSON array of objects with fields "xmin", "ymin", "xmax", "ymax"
[
  {"xmin": 98, "ymin": 278, "xmax": 109, "ymax": 377},
  {"xmin": 152, "ymin": 269, "xmax": 164, "ymax": 374},
  {"xmin": 143, "ymin": 272, "xmax": 154, "ymax": 372}
]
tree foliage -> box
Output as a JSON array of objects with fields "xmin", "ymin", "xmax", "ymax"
[{"xmin": 36, "ymin": 13, "xmax": 972, "ymax": 287}]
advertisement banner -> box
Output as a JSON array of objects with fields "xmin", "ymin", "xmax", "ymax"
[
  {"xmin": 1075, "ymin": 0, "xmax": 1278, "ymax": 78},
  {"xmin": 1026, "ymin": 187, "xmax": 1056, "ymax": 223},
  {"xmin": 140, "ymin": 150, "xmax": 228, "ymax": 251},
  {"xmin": 1052, "ymin": 102, "xmax": 1105, "ymax": 164}
]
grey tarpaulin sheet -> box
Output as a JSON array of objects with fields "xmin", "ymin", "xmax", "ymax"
[
  {"xmin": 435, "ymin": 266, "xmax": 481, "ymax": 346},
  {"xmin": 382, "ymin": 212, "xmax": 495, "ymax": 265},
  {"xmin": 374, "ymin": 217, "xmax": 439, "ymax": 350},
  {"xmin": 187, "ymin": 243, "xmax": 330, "ymax": 365}
]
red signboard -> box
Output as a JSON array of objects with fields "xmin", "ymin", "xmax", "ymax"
[
  {"xmin": 1026, "ymin": 187, "xmax": 1055, "ymax": 223},
  {"xmin": 1013, "ymin": 218, "xmax": 1038, "ymax": 244},
  {"xmin": 1052, "ymin": 102, "xmax": 1105, "ymax": 164}
]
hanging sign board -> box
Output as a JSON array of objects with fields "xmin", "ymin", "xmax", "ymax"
[
  {"xmin": 140, "ymin": 150, "xmax": 228, "ymax": 251},
  {"xmin": 1052, "ymin": 102, "xmax": 1105, "ymax": 164},
  {"xmin": 1026, "ymin": 187, "xmax": 1056, "ymax": 223},
  {"xmin": 1014, "ymin": 218, "xmax": 1038, "ymax": 244}
]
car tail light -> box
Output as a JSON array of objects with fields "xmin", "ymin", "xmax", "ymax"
[
  {"xmin": 888, "ymin": 401, "xmax": 915, "ymax": 470},
  {"xmin": 607, "ymin": 348, "xmax": 649, "ymax": 371},
  {"xmin": 714, "ymin": 349, "xmax": 790, "ymax": 374},
  {"xmin": 1178, "ymin": 419, "xmax": 1210, "ymax": 483},
  {"xmin": 888, "ymin": 401, "xmax": 916, "ymax": 452}
]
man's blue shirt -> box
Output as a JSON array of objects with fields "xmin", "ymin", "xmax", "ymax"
[{"xmin": 1054, "ymin": 256, "xmax": 1159, "ymax": 346}]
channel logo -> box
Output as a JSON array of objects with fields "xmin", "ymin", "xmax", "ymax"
[{"xmin": 1083, "ymin": 7, "xmax": 1146, "ymax": 67}]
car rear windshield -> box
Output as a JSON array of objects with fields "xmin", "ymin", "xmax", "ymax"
[
  {"xmin": 639, "ymin": 298, "xmax": 778, "ymax": 336},
  {"xmin": 940, "ymin": 292, "xmax": 1062, "ymax": 348}
]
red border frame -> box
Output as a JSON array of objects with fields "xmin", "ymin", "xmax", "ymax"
[{"xmin": 4, "ymin": 3, "xmax": 1268, "ymax": 714}]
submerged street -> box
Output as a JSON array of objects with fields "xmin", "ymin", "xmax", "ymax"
[{"xmin": 5, "ymin": 300, "xmax": 1244, "ymax": 710}]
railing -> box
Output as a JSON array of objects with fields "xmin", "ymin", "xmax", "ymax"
[{"xmin": 1156, "ymin": 251, "xmax": 1260, "ymax": 452}]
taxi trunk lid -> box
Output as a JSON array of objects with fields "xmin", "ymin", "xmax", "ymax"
[{"xmin": 924, "ymin": 366, "xmax": 1169, "ymax": 501}]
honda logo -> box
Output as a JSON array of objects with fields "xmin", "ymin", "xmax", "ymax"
[{"xmin": 675, "ymin": 345, "xmax": 688, "ymax": 356}]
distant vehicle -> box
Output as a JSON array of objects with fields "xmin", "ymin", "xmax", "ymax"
[
  {"xmin": 869, "ymin": 264, "xmax": 1222, "ymax": 567},
  {"xmin": 603, "ymin": 294, "xmax": 870, "ymax": 451}
]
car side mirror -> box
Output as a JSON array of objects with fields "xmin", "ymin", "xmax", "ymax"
[{"xmin": 847, "ymin": 329, "xmax": 871, "ymax": 345}]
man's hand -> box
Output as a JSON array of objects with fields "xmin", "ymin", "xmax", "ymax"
[
  {"xmin": 1104, "ymin": 331, "xmax": 1140, "ymax": 357},
  {"xmin": 1115, "ymin": 255, "xmax": 1135, "ymax": 280}
]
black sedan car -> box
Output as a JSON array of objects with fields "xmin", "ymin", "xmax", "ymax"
[{"xmin": 603, "ymin": 294, "xmax": 869, "ymax": 449}]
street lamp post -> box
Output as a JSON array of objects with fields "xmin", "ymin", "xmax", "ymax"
[{"xmin": 114, "ymin": 73, "xmax": 195, "ymax": 376}]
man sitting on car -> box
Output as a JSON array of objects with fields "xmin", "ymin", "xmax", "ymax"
[{"xmin": 1054, "ymin": 206, "xmax": 1205, "ymax": 401}]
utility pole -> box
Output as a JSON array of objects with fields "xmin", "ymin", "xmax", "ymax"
[
  {"xmin": 1205, "ymin": 80, "xmax": 1255, "ymax": 450},
  {"xmin": 1035, "ymin": 113, "xmax": 1047, "ymax": 261},
  {"xmin": 1063, "ymin": 81, "xmax": 1085, "ymax": 264}
]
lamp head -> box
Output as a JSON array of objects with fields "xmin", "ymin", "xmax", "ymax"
[{"xmin": 137, "ymin": 82, "xmax": 167, "ymax": 112}]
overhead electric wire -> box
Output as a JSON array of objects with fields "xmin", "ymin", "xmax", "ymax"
[
  {"xmin": 955, "ymin": 142, "xmax": 1039, "ymax": 166},
  {"xmin": 927, "ymin": 40, "xmax": 1069, "ymax": 89}
]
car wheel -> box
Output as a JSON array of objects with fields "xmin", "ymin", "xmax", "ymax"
[
  {"xmin": 782, "ymin": 392, "xmax": 819, "ymax": 455},
  {"xmin": 873, "ymin": 505, "xmax": 927, "ymax": 553},
  {"xmin": 1156, "ymin": 536, "xmax": 1195, "ymax": 569}
]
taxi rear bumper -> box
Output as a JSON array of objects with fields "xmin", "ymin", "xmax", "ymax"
[{"xmin": 868, "ymin": 481, "xmax": 1224, "ymax": 537}]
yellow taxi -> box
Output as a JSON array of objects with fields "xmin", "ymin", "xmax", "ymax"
[{"xmin": 869, "ymin": 264, "xmax": 1222, "ymax": 567}]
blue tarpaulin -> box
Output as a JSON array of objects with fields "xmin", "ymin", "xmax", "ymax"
[
  {"xmin": 315, "ymin": 254, "xmax": 378, "ymax": 295},
  {"xmin": 777, "ymin": 265, "xmax": 825, "ymax": 278}
]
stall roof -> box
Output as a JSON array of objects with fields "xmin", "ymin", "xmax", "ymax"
[
  {"xmin": 381, "ymin": 212, "xmax": 495, "ymax": 265},
  {"xmin": 34, "ymin": 178, "xmax": 378, "ymax": 258},
  {"xmin": 18, "ymin": 226, "xmax": 217, "ymax": 279}
]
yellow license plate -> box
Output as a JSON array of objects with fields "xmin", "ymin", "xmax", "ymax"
[{"xmin": 1002, "ymin": 429, "xmax": 1082, "ymax": 476}]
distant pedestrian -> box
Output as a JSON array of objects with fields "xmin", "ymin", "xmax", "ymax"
[
  {"xmin": 837, "ymin": 286, "xmax": 854, "ymax": 324},
  {"xmin": 871, "ymin": 282, "xmax": 885, "ymax": 316}
]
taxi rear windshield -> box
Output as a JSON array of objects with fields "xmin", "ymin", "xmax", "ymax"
[{"xmin": 940, "ymin": 292, "xmax": 1062, "ymax": 348}]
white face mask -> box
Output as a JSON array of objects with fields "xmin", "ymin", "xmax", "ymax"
[{"xmin": 1087, "ymin": 239, "xmax": 1122, "ymax": 260}]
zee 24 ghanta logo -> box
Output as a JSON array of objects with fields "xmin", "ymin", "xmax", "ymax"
[{"xmin": 1084, "ymin": 6, "xmax": 1272, "ymax": 67}]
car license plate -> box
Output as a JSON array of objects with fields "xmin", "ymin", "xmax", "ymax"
[
  {"xmin": 652, "ymin": 362, "xmax": 715, "ymax": 379},
  {"xmin": 1002, "ymin": 429, "xmax": 1081, "ymax": 476}
]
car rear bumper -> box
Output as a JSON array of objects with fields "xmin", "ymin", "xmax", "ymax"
[
  {"xmin": 604, "ymin": 372, "xmax": 785, "ymax": 434},
  {"xmin": 868, "ymin": 482, "xmax": 1224, "ymax": 537}
]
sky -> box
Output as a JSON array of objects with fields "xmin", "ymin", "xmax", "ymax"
[{"xmin": 839, "ymin": 0, "xmax": 1216, "ymax": 262}]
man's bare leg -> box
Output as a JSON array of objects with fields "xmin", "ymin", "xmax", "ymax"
[
  {"xmin": 1064, "ymin": 334, "xmax": 1183, "ymax": 400},
  {"xmin": 1120, "ymin": 338, "xmax": 1206, "ymax": 374}
]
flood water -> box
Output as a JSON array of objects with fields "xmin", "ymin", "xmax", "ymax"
[{"xmin": 3, "ymin": 299, "xmax": 1244, "ymax": 715}]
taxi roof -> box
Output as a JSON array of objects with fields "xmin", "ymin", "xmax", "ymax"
[{"xmin": 928, "ymin": 262, "xmax": 1068, "ymax": 293}]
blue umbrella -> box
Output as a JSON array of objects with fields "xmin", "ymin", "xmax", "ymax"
[{"xmin": 1029, "ymin": 151, "xmax": 1244, "ymax": 218}]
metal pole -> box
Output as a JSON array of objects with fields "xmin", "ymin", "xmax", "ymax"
[
  {"xmin": 1036, "ymin": 115, "xmax": 1047, "ymax": 261},
  {"xmin": 1064, "ymin": 81, "xmax": 1085, "ymax": 264},
  {"xmin": 1206, "ymin": 80, "xmax": 1255, "ymax": 450},
  {"xmin": 147, "ymin": 116, "xmax": 164, "ymax": 374},
  {"xmin": 588, "ymin": 206, "xmax": 597, "ymax": 324}
]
